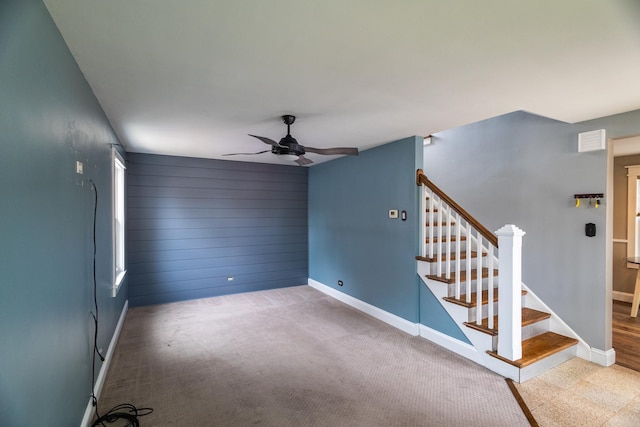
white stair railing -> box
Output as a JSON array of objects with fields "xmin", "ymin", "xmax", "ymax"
[{"xmin": 417, "ymin": 170, "xmax": 524, "ymax": 362}]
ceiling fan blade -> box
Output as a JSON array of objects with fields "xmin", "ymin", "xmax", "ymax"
[
  {"xmin": 295, "ymin": 155, "xmax": 314, "ymax": 166},
  {"xmin": 222, "ymin": 150, "xmax": 270, "ymax": 156},
  {"xmin": 303, "ymin": 146, "xmax": 359, "ymax": 156},
  {"xmin": 248, "ymin": 134, "xmax": 283, "ymax": 147}
]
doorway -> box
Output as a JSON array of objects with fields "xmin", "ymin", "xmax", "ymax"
[{"xmin": 609, "ymin": 135, "xmax": 640, "ymax": 371}]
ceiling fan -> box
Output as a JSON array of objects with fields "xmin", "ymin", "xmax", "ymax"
[{"xmin": 224, "ymin": 115, "xmax": 359, "ymax": 166}]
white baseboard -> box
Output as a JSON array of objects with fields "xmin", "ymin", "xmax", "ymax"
[
  {"xmin": 308, "ymin": 279, "xmax": 488, "ymax": 366},
  {"xmin": 613, "ymin": 291, "xmax": 634, "ymax": 303},
  {"xmin": 418, "ymin": 324, "xmax": 484, "ymax": 365},
  {"xmin": 309, "ymin": 278, "xmax": 605, "ymax": 378},
  {"xmin": 591, "ymin": 347, "xmax": 616, "ymax": 367},
  {"xmin": 80, "ymin": 300, "xmax": 128, "ymax": 427},
  {"xmin": 308, "ymin": 279, "xmax": 420, "ymax": 336}
]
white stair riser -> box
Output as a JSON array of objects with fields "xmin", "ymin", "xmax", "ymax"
[
  {"xmin": 446, "ymin": 302, "xmax": 474, "ymax": 324},
  {"xmin": 467, "ymin": 296, "xmax": 526, "ymax": 322},
  {"xmin": 464, "ymin": 317, "xmax": 551, "ymax": 353},
  {"xmin": 438, "ymin": 274, "xmax": 494, "ymax": 287},
  {"xmin": 425, "ymin": 239, "xmax": 476, "ymax": 250},
  {"xmin": 463, "ymin": 327, "xmax": 497, "ymax": 353},
  {"xmin": 468, "ymin": 301, "xmax": 498, "ymax": 323},
  {"xmin": 428, "ymin": 257, "xmax": 485, "ymax": 272},
  {"xmin": 522, "ymin": 318, "xmax": 549, "ymax": 341},
  {"xmin": 444, "ymin": 280, "xmax": 499, "ymax": 296}
]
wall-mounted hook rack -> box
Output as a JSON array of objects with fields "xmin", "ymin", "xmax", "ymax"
[
  {"xmin": 574, "ymin": 193, "xmax": 604, "ymax": 208},
  {"xmin": 574, "ymin": 193, "xmax": 604, "ymax": 199}
]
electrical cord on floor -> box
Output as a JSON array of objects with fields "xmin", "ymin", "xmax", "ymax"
[
  {"xmin": 88, "ymin": 180, "xmax": 153, "ymax": 426},
  {"xmin": 92, "ymin": 403, "xmax": 154, "ymax": 427}
]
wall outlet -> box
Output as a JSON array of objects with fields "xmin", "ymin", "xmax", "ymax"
[
  {"xmin": 388, "ymin": 209, "xmax": 399, "ymax": 219},
  {"xmin": 76, "ymin": 161, "xmax": 83, "ymax": 174}
]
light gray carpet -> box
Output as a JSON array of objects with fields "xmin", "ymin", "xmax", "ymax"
[{"xmin": 97, "ymin": 286, "xmax": 529, "ymax": 426}]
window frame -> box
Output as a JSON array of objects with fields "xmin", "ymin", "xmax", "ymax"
[{"xmin": 112, "ymin": 148, "xmax": 126, "ymax": 296}]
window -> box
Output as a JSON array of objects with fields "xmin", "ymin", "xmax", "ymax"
[{"xmin": 113, "ymin": 149, "xmax": 126, "ymax": 296}]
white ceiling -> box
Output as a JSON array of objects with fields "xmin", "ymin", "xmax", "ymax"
[{"xmin": 44, "ymin": 0, "xmax": 640, "ymax": 166}]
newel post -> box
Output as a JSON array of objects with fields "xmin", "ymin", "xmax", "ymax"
[{"xmin": 496, "ymin": 224, "xmax": 526, "ymax": 361}]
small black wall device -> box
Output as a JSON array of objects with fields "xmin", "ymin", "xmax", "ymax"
[{"xmin": 585, "ymin": 223, "xmax": 596, "ymax": 237}]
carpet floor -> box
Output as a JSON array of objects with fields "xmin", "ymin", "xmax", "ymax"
[
  {"xmin": 96, "ymin": 285, "xmax": 529, "ymax": 426},
  {"xmin": 515, "ymin": 357, "xmax": 640, "ymax": 426}
]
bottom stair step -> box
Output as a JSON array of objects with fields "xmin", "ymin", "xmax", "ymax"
[{"xmin": 486, "ymin": 331, "xmax": 578, "ymax": 368}]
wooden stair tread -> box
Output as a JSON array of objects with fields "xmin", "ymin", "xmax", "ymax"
[
  {"xmin": 463, "ymin": 308, "xmax": 551, "ymax": 336},
  {"xmin": 443, "ymin": 288, "xmax": 526, "ymax": 308},
  {"xmin": 427, "ymin": 267, "xmax": 497, "ymax": 284},
  {"xmin": 416, "ymin": 251, "xmax": 482, "ymax": 262},
  {"xmin": 425, "ymin": 236, "xmax": 467, "ymax": 243},
  {"xmin": 487, "ymin": 332, "xmax": 578, "ymax": 368}
]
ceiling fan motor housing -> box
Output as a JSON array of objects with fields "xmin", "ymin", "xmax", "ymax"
[{"xmin": 274, "ymin": 134, "xmax": 305, "ymax": 156}]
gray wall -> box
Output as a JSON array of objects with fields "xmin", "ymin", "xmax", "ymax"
[
  {"xmin": 424, "ymin": 111, "xmax": 609, "ymax": 349},
  {"xmin": 127, "ymin": 153, "xmax": 308, "ymax": 306},
  {"xmin": 0, "ymin": 1, "xmax": 126, "ymax": 425},
  {"xmin": 579, "ymin": 109, "xmax": 640, "ymax": 141}
]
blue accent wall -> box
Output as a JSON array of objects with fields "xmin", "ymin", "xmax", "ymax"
[
  {"xmin": 126, "ymin": 153, "xmax": 308, "ymax": 306},
  {"xmin": 0, "ymin": 1, "xmax": 126, "ymax": 425},
  {"xmin": 308, "ymin": 137, "xmax": 422, "ymax": 322},
  {"xmin": 420, "ymin": 282, "xmax": 470, "ymax": 342}
]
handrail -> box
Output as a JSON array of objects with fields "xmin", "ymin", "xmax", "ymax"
[{"xmin": 416, "ymin": 169, "xmax": 498, "ymax": 248}]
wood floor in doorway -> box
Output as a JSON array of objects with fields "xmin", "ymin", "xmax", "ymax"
[{"xmin": 613, "ymin": 300, "xmax": 640, "ymax": 372}]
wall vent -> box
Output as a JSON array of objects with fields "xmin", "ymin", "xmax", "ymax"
[{"xmin": 578, "ymin": 129, "xmax": 606, "ymax": 152}]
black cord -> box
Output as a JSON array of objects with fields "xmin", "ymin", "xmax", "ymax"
[
  {"xmin": 89, "ymin": 180, "xmax": 104, "ymax": 413},
  {"xmin": 90, "ymin": 181, "xmax": 105, "ymax": 363},
  {"xmin": 92, "ymin": 403, "xmax": 154, "ymax": 427},
  {"xmin": 87, "ymin": 180, "xmax": 153, "ymax": 426}
]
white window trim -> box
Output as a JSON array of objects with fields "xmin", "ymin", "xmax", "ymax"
[{"xmin": 112, "ymin": 148, "xmax": 127, "ymax": 297}]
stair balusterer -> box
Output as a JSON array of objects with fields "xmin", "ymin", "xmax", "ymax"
[{"xmin": 416, "ymin": 170, "xmax": 578, "ymax": 382}]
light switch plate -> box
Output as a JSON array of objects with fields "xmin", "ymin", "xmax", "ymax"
[{"xmin": 389, "ymin": 209, "xmax": 399, "ymax": 219}]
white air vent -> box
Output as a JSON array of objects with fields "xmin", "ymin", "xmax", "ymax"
[{"xmin": 578, "ymin": 129, "xmax": 606, "ymax": 152}]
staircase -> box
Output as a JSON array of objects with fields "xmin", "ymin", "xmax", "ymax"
[{"xmin": 416, "ymin": 170, "xmax": 585, "ymax": 383}]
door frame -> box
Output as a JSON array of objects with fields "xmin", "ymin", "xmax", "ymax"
[{"xmin": 606, "ymin": 135, "xmax": 640, "ymax": 354}]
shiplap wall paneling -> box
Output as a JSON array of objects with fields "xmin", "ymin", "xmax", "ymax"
[{"xmin": 127, "ymin": 153, "xmax": 308, "ymax": 306}]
